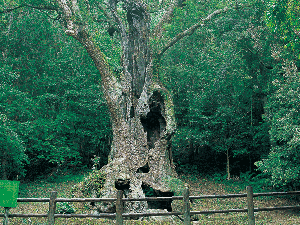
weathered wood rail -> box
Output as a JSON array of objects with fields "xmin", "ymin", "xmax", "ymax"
[{"xmin": 1, "ymin": 186, "xmax": 300, "ymax": 225}]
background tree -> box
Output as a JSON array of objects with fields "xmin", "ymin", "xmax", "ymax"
[
  {"xmin": 0, "ymin": 8, "xmax": 112, "ymax": 179},
  {"xmin": 255, "ymin": 62, "xmax": 300, "ymax": 189},
  {"xmin": 254, "ymin": 0, "xmax": 300, "ymax": 189},
  {"xmin": 162, "ymin": 0, "xmax": 271, "ymax": 178}
]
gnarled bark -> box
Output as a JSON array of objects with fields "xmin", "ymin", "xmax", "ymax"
[
  {"xmin": 55, "ymin": 0, "xmax": 178, "ymax": 213},
  {"xmin": 96, "ymin": 0, "xmax": 178, "ymax": 212}
]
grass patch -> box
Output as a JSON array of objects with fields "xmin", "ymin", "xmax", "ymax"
[
  {"xmin": 181, "ymin": 173, "xmax": 300, "ymax": 224},
  {"xmin": 2, "ymin": 171, "xmax": 300, "ymax": 224}
]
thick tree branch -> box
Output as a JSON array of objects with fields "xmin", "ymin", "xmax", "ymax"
[
  {"xmin": 157, "ymin": 6, "xmax": 229, "ymax": 58},
  {"xmin": 0, "ymin": 3, "xmax": 61, "ymax": 22},
  {"xmin": 56, "ymin": 0, "xmax": 123, "ymax": 124},
  {"xmin": 0, "ymin": 5, "xmax": 23, "ymax": 13},
  {"xmin": 56, "ymin": 0, "xmax": 76, "ymax": 35},
  {"xmin": 2, "ymin": 12, "xmax": 14, "ymax": 62}
]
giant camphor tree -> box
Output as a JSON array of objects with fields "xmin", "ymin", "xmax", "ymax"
[{"xmin": 1, "ymin": 0, "xmax": 231, "ymax": 212}]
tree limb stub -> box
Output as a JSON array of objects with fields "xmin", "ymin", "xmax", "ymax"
[
  {"xmin": 157, "ymin": 6, "xmax": 229, "ymax": 58},
  {"xmin": 152, "ymin": 0, "xmax": 177, "ymax": 39}
]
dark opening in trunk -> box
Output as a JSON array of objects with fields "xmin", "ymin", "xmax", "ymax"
[{"xmin": 142, "ymin": 182, "xmax": 173, "ymax": 212}]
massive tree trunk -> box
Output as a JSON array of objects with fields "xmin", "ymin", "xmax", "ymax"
[
  {"xmin": 97, "ymin": 1, "xmax": 178, "ymax": 212},
  {"xmin": 56, "ymin": 0, "xmax": 178, "ymax": 212}
]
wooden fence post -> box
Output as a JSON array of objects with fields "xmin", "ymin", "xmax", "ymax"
[
  {"xmin": 183, "ymin": 186, "xmax": 191, "ymax": 225},
  {"xmin": 247, "ymin": 186, "xmax": 255, "ymax": 225},
  {"xmin": 48, "ymin": 191, "xmax": 57, "ymax": 225},
  {"xmin": 3, "ymin": 207, "xmax": 9, "ymax": 225},
  {"xmin": 116, "ymin": 190, "xmax": 123, "ymax": 225}
]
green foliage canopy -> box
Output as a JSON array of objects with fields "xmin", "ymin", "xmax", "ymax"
[{"xmin": 255, "ymin": 62, "xmax": 300, "ymax": 188}]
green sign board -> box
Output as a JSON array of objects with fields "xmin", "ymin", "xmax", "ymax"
[{"xmin": 0, "ymin": 180, "xmax": 20, "ymax": 208}]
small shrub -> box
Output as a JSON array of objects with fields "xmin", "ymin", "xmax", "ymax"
[
  {"xmin": 239, "ymin": 171, "xmax": 254, "ymax": 182},
  {"xmin": 72, "ymin": 169, "xmax": 106, "ymax": 198},
  {"xmin": 56, "ymin": 202, "xmax": 75, "ymax": 214},
  {"xmin": 167, "ymin": 177, "xmax": 185, "ymax": 196},
  {"xmin": 213, "ymin": 173, "xmax": 227, "ymax": 182},
  {"xmin": 71, "ymin": 166, "xmax": 106, "ymax": 211}
]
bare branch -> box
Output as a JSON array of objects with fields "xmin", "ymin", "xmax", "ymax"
[
  {"xmin": 0, "ymin": 5, "xmax": 23, "ymax": 13},
  {"xmin": 152, "ymin": 0, "xmax": 179, "ymax": 39},
  {"xmin": 157, "ymin": 6, "xmax": 229, "ymax": 58},
  {"xmin": 0, "ymin": 4, "xmax": 58, "ymax": 14}
]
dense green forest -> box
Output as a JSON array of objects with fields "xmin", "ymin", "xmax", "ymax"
[{"xmin": 1, "ymin": 0, "xmax": 300, "ymax": 190}]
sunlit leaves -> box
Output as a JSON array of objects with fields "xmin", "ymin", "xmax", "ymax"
[
  {"xmin": 265, "ymin": 0, "xmax": 300, "ymax": 59},
  {"xmin": 256, "ymin": 62, "xmax": 300, "ymax": 188}
]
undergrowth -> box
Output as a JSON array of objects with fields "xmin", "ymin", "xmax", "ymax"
[{"xmin": 1, "ymin": 170, "xmax": 300, "ymax": 224}]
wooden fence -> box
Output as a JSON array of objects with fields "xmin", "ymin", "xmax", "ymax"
[{"xmin": 2, "ymin": 186, "xmax": 300, "ymax": 225}]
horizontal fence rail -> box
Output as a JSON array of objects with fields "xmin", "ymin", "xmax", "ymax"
[{"xmin": 1, "ymin": 186, "xmax": 300, "ymax": 225}]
